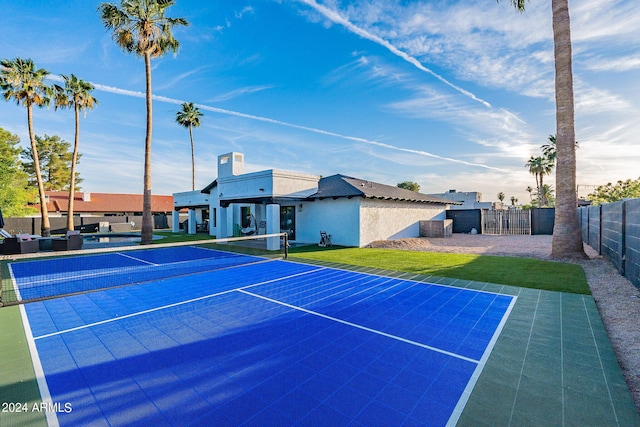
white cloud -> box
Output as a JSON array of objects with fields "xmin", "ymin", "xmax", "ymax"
[
  {"xmin": 207, "ymin": 85, "xmax": 275, "ymax": 103},
  {"xmin": 296, "ymin": 0, "xmax": 494, "ymax": 108},
  {"xmin": 584, "ymin": 55, "xmax": 640, "ymax": 72},
  {"xmin": 235, "ymin": 6, "xmax": 254, "ymax": 19},
  {"xmin": 155, "ymin": 66, "xmax": 210, "ymax": 91},
  {"xmin": 88, "ymin": 80, "xmax": 506, "ymax": 173}
]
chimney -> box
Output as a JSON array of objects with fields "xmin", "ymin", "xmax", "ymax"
[
  {"xmin": 218, "ymin": 152, "xmax": 244, "ymax": 178},
  {"xmin": 82, "ymin": 192, "xmax": 91, "ymax": 202}
]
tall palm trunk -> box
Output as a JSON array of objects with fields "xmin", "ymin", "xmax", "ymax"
[
  {"xmin": 141, "ymin": 52, "xmax": 154, "ymax": 244},
  {"xmin": 67, "ymin": 104, "xmax": 80, "ymax": 232},
  {"xmin": 189, "ymin": 125, "xmax": 195, "ymax": 191},
  {"xmin": 551, "ymin": 0, "xmax": 585, "ymax": 258},
  {"xmin": 28, "ymin": 105, "xmax": 50, "ymax": 236}
]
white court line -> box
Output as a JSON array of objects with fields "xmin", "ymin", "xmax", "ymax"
[
  {"xmin": 285, "ymin": 258, "xmax": 517, "ymax": 298},
  {"xmin": 32, "ymin": 266, "xmax": 327, "ymax": 340},
  {"xmin": 116, "ymin": 251, "xmax": 159, "ymax": 266},
  {"xmin": 238, "ymin": 288, "xmax": 480, "ymax": 364},
  {"xmin": 7, "ymin": 263, "xmax": 23, "ymax": 302},
  {"xmin": 19, "ymin": 304, "xmax": 60, "ymax": 427},
  {"xmin": 26, "ymin": 260, "xmax": 517, "ymax": 427},
  {"xmin": 446, "ymin": 292, "xmax": 518, "ymax": 427}
]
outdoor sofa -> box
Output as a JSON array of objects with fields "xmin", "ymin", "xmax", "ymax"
[
  {"xmin": 52, "ymin": 231, "xmax": 83, "ymax": 251},
  {"xmin": 2, "ymin": 234, "xmax": 40, "ymax": 254}
]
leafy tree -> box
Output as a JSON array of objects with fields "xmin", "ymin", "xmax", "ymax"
[
  {"xmin": 0, "ymin": 58, "xmax": 53, "ymax": 236},
  {"xmin": 53, "ymin": 74, "xmax": 97, "ymax": 231},
  {"xmin": 397, "ymin": 181, "xmax": 420, "ymax": 192},
  {"xmin": 175, "ymin": 102, "xmax": 203, "ymax": 191},
  {"xmin": 21, "ymin": 134, "xmax": 82, "ymax": 191},
  {"xmin": 502, "ymin": 0, "xmax": 585, "ymax": 258},
  {"xmin": 0, "ymin": 127, "xmax": 36, "ymax": 216},
  {"xmin": 99, "ymin": 0, "xmax": 188, "ymax": 244},
  {"xmin": 588, "ymin": 178, "xmax": 640, "ymax": 205}
]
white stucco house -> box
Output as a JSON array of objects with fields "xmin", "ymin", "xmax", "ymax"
[
  {"xmin": 172, "ymin": 152, "xmax": 455, "ymax": 248},
  {"xmin": 429, "ymin": 189, "xmax": 494, "ymax": 210}
]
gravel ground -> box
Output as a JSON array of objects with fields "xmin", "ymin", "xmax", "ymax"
[{"xmin": 369, "ymin": 234, "xmax": 640, "ymax": 411}]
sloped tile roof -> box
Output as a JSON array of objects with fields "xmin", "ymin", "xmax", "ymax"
[
  {"xmin": 309, "ymin": 174, "xmax": 459, "ymax": 204},
  {"xmin": 44, "ymin": 191, "xmax": 175, "ymax": 213}
]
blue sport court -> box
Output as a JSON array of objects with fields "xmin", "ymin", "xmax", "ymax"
[{"xmin": 9, "ymin": 245, "xmax": 516, "ymax": 426}]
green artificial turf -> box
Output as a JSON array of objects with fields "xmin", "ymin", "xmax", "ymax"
[
  {"xmin": 150, "ymin": 231, "xmax": 218, "ymax": 244},
  {"xmin": 289, "ymin": 246, "xmax": 590, "ymax": 294},
  {"xmin": 0, "ymin": 306, "xmax": 47, "ymax": 427}
]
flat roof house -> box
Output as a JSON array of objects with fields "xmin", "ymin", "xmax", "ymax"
[{"xmin": 173, "ymin": 152, "xmax": 454, "ymax": 248}]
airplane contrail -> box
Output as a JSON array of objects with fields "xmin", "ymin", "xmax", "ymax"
[
  {"xmin": 297, "ymin": 0, "xmax": 494, "ymax": 109},
  {"xmin": 91, "ymin": 82, "xmax": 509, "ymax": 172}
]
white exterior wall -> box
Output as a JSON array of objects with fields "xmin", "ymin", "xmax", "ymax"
[
  {"xmin": 217, "ymin": 170, "xmax": 319, "ymax": 202},
  {"xmin": 294, "ymin": 198, "xmax": 361, "ymax": 247},
  {"xmin": 173, "ymin": 190, "xmax": 209, "ymax": 208},
  {"xmin": 271, "ymin": 171, "xmax": 320, "ymax": 198},
  {"xmin": 172, "ymin": 190, "xmax": 212, "ymax": 233},
  {"xmin": 359, "ymin": 199, "xmax": 447, "ymax": 247}
]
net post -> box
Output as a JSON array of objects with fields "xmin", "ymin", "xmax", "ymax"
[{"xmin": 283, "ymin": 233, "xmax": 289, "ymax": 259}]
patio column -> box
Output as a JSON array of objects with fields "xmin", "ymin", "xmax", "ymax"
[
  {"xmin": 188, "ymin": 209, "xmax": 196, "ymax": 234},
  {"xmin": 172, "ymin": 209, "xmax": 180, "ymax": 232},
  {"xmin": 266, "ymin": 204, "xmax": 280, "ymax": 251},
  {"xmin": 217, "ymin": 206, "xmax": 228, "ymax": 238}
]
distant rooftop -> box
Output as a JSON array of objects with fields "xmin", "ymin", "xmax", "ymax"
[
  {"xmin": 44, "ymin": 191, "xmax": 175, "ymax": 214},
  {"xmin": 310, "ymin": 175, "xmax": 459, "ymax": 204}
]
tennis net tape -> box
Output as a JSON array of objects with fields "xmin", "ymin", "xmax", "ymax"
[{"xmin": 1, "ymin": 233, "xmax": 288, "ymax": 306}]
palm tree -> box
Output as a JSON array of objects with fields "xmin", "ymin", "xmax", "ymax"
[
  {"xmin": 0, "ymin": 58, "xmax": 53, "ymax": 236},
  {"xmin": 525, "ymin": 156, "xmax": 553, "ymax": 202},
  {"xmin": 99, "ymin": 0, "xmax": 188, "ymax": 244},
  {"xmin": 175, "ymin": 102, "xmax": 203, "ymax": 191},
  {"xmin": 542, "ymin": 134, "xmax": 578, "ymax": 165},
  {"xmin": 541, "ymin": 135, "xmax": 558, "ymax": 164},
  {"xmin": 537, "ymin": 184, "xmax": 555, "ymax": 207},
  {"xmin": 503, "ymin": 0, "xmax": 585, "ymax": 257},
  {"xmin": 53, "ymin": 74, "xmax": 98, "ymax": 231}
]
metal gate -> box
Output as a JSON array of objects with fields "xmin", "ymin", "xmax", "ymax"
[{"xmin": 482, "ymin": 209, "xmax": 531, "ymax": 235}]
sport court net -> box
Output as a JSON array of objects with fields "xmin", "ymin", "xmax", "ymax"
[{"xmin": 0, "ymin": 233, "xmax": 288, "ymax": 306}]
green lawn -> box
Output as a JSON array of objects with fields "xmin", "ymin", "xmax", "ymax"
[
  {"xmin": 151, "ymin": 231, "xmax": 218, "ymax": 244},
  {"xmin": 289, "ymin": 246, "xmax": 590, "ymax": 295}
]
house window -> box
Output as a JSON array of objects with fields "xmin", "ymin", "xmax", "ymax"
[{"xmin": 280, "ymin": 206, "xmax": 295, "ymax": 240}]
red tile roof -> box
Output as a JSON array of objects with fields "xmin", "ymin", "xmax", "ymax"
[{"xmin": 44, "ymin": 191, "xmax": 175, "ymax": 214}]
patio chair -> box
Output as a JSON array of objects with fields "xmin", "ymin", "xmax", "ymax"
[
  {"xmin": 241, "ymin": 214, "xmax": 257, "ymax": 235},
  {"xmin": 52, "ymin": 231, "xmax": 83, "ymax": 251},
  {"xmin": 318, "ymin": 231, "xmax": 332, "ymax": 247}
]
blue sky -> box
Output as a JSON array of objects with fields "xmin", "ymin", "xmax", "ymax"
[{"xmin": 1, "ymin": 0, "xmax": 638, "ymax": 204}]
